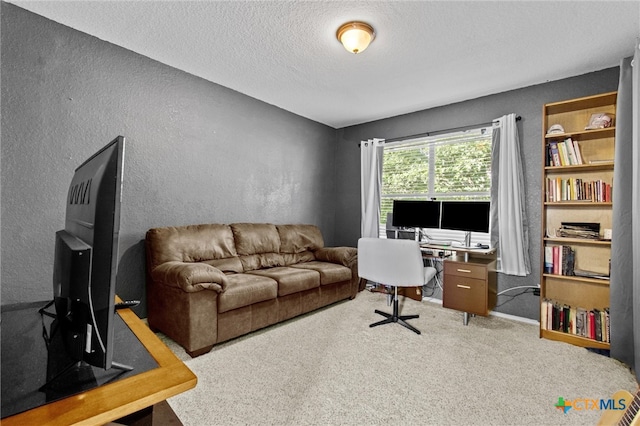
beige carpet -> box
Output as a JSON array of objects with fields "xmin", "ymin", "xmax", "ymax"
[{"xmin": 160, "ymin": 290, "xmax": 636, "ymax": 425}]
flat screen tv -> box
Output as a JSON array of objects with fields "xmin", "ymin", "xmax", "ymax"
[
  {"xmin": 50, "ymin": 136, "xmax": 127, "ymax": 373},
  {"xmin": 440, "ymin": 201, "xmax": 490, "ymax": 246},
  {"xmin": 391, "ymin": 200, "xmax": 441, "ymax": 229}
]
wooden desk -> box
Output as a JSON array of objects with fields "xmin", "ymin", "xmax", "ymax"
[
  {"xmin": 421, "ymin": 244, "xmax": 497, "ymax": 325},
  {"xmin": 442, "ymin": 256, "xmax": 497, "ymax": 325},
  {"xmin": 1, "ymin": 301, "xmax": 197, "ymax": 426}
]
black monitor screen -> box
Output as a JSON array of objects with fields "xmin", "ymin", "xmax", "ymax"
[
  {"xmin": 391, "ymin": 200, "xmax": 441, "ymax": 228},
  {"xmin": 440, "ymin": 201, "xmax": 490, "ymax": 233}
]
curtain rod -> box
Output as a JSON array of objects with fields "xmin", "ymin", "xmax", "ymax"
[{"xmin": 359, "ymin": 115, "xmax": 521, "ymax": 146}]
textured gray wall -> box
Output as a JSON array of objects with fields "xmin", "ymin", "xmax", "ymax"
[
  {"xmin": 1, "ymin": 4, "xmax": 338, "ymax": 315},
  {"xmin": 1, "ymin": 3, "xmax": 622, "ymax": 322},
  {"xmin": 334, "ymin": 68, "xmax": 620, "ymax": 320}
]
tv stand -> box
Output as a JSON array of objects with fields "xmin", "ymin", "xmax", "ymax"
[
  {"xmin": 37, "ymin": 301, "xmax": 135, "ymax": 394},
  {"xmin": 2, "ymin": 298, "xmax": 196, "ymax": 425},
  {"xmin": 111, "ymin": 360, "xmax": 134, "ymax": 371}
]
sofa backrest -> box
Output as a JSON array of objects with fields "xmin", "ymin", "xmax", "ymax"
[
  {"xmin": 146, "ymin": 224, "xmax": 238, "ymax": 271},
  {"xmin": 146, "ymin": 223, "xmax": 327, "ymax": 273},
  {"xmin": 230, "ymin": 223, "xmax": 285, "ymax": 271},
  {"xmin": 146, "ymin": 223, "xmax": 324, "ymax": 272}
]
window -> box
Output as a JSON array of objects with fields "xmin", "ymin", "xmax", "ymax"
[{"xmin": 380, "ymin": 126, "xmax": 492, "ymax": 244}]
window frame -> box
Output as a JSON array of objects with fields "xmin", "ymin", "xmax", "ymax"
[{"xmin": 380, "ymin": 125, "xmax": 493, "ymax": 246}]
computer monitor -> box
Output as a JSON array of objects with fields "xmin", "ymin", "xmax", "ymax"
[
  {"xmin": 391, "ymin": 200, "xmax": 441, "ymax": 229},
  {"xmin": 440, "ymin": 201, "xmax": 490, "ymax": 246},
  {"xmin": 51, "ymin": 136, "xmax": 126, "ymax": 372}
]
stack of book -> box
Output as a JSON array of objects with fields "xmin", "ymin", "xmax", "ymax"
[
  {"xmin": 545, "ymin": 177, "xmax": 612, "ymax": 202},
  {"xmin": 555, "ymin": 222, "xmax": 600, "ymax": 239},
  {"xmin": 541, "ymin": 299, "xmax": 610, "ymax": 343},
  {"xmin": 546, "ymin": 138, "xmax": 583, "ymax": 166},
  {"xmin": 544, "ymin": 245, "xmax": 575, "ymax": 275}
]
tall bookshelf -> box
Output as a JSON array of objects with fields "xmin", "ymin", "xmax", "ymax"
[{"xmin": 540, "ymin": 91, "xmax": 616, "ymax": 350}]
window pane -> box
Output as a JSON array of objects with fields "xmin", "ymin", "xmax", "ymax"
[
  {"xmin": 434, "ymin": 138, "xmax": 491, "ymax": 197},
  {"xmin": 382, "ymin": 146, "xmax": 430, "ymax": 195},
  {"xmin": 380, "ymin": 126, "xmax": 492, "ymax": 235}
]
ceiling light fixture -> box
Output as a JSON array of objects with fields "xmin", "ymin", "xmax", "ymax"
[{"xmin": 336, "ymin": 21, "xmax": 375, "ymax": 54}]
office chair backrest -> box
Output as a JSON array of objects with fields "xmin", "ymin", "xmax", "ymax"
[{"xmin": 357, "ymin": 237, "xmax": 425, "ymax": 286}]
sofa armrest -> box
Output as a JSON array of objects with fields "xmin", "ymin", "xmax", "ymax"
[
  {"xmin": 314, "ymin": 247, "xmax": 361, "ymax": 295},
  {"xmin": 151, "ymin": 261, "xmax": 228, "ymax": 293},
  {"xmin": 314, "ymin": 247, "xmax": 357, "ymax": 267}
]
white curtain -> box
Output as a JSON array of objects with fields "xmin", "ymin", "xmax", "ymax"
[
  {"xmin": 490, "ymin": 114, "xmax": 531, "ymax": 276},
  {"xmin": 610, "ymin": 42, "xmax": 640, "ymax": 382},
  {"xmin": 360, "ymin": 138, "xmax": 385, "ymax": 238}
]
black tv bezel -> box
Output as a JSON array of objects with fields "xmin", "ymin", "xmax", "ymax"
[{"xmin": 52, "ymin": 136, "xmax": 125, "ymax": 371}]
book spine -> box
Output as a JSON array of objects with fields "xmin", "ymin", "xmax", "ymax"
[
  {"xmin": 572, "ymin": 139, "xmax": 583, "ymax": 164},
  {"xmin": 552, "ymin": 246, "xmax": 560, "ymax": 275},
  {"xmin": 558, "ymin": 142, "xmax": 569, "ymax": 166},
  {"xmin": 544, "ymin": 246, "xmax": 553, "ymax": 273},
  {"xmin": 565, "ymin": 138, "xmax": 577, "ymax": 165},
  {"xmin": 550, "ymin": 142, "xmax": 562, "ymax": 166}
]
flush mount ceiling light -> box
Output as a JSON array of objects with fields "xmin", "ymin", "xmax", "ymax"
[{"xmin": 336, "ymin": 21, "xmax": 375, "ymax": 54}]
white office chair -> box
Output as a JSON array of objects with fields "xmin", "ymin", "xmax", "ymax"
[{"xmin": 357, "ymin": 237, "xmax": 437, "ymax": 334}]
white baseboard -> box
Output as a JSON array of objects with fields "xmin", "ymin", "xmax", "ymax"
[
  {"xmin": 489, "ymin": 310, "xmax": 539, "ymax": 326},
  {"xmin": 422, "ymin": 297, "xmax": 539, "ymax": 326}
]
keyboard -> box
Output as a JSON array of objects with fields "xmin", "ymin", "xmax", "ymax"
[{"xmin": 426, "ymin": 240, "xmax": 452, "ymax": 246}]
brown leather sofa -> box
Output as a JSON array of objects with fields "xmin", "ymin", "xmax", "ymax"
[{"xmin": 145, "ymin": 223, "xmax": 359, "ymax": 357}]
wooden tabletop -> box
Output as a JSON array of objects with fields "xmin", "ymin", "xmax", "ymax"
[{"xmin": 2, "ymin": 301, "xmax": 197, "ymax": 426}]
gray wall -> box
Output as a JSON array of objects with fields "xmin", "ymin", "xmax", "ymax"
[
  {"xmin": 334, "ymin": 68, "xmax": 620, "ymax": 320},
  {"xmin": 1, "ymin": 3, "xmax": 621, "ymax": 322},
  {"xmin": 1, "ymin": 4, "xmax": 338, "ymax": 315}
]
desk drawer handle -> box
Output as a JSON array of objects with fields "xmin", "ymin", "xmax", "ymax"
[
  {"xmin": 456, "ymin": 284, "xmax": 471, "ymax": 289},
  {"xmin": 457, "ymin": 268, "xmax": 472, "ymax": 273}
]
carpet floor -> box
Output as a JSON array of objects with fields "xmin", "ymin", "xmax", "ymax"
[{"xmin": 159, "ymin": 290, "xmax": 636, "ymax": 425}]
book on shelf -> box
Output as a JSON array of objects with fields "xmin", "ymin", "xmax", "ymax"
[
  {"xmin": 556, "ymin": 222, "xmax": 600, "ymax": 240},
  {"xmin": 573, "ymin": 269, "xmax": 610, "ymax": 280},
  {"xmin": 544, "ymin": 246, "xmax": 553, "ymax": 273},
  {"xmin": 545, "ymin": 177, "xmax": 612, "ymax": 203},
  {"xmin": 541, "ymin": 299, "xmax": 610, "ymax": 343},
  {"xmin": 547, "ymin": 138, "xmax": 584, "ymax": 167},
  {"xmin": 546, "ymin": 245, "xmax": 575, "ymax": 276},
  {"xmin": 572, "ymin": 139, "xmax": 583, "ymax": 164}
]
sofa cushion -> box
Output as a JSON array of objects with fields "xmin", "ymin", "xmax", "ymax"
[
  {"xmin": 146, "ymin": 224, "xmax": 237, "ymax": 270},
  {"xmin": 276, "ymin": 224, "xmax": 324, "ymax": 253},
  {"xmin": 289, "ymin": 261, "xmax": 352, "ymax": 285},
  {"xmin": 239, "ymin": 253, "xmax": 285, "ymax": 272},
  {"xmin": 230, "ymin": 223, "xmax": 281, "ymax": 255},
  {"xmin": 281, "ymin": 251, "xmax": 316, "ymax": 266},
  {"xmin": 203, "ymin": 257, "xmax": 244, "ymax": 274},
  {"xmin": 248, "ymin": 267, "xmax": 320, "ymax": 297},
  {"xmin": 218, "ymin": 273, "xmax": 278, "ymax": 314}
]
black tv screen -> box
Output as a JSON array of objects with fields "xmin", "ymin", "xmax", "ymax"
[
  {"xmin": 440, "ymin": 201, "xmax": 490, "ymax": 233},
  {"xmin": 392, "ymin": 200, "xmax": 441, "ymax": 229},
  {"xmin": 52, "ymin": 136, "xmax": 125, "ymax": 371}
]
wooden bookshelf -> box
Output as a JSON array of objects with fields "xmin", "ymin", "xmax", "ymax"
[{"xmin": 540, "ymin": 91, "xmax": 616, "ymax": 349}]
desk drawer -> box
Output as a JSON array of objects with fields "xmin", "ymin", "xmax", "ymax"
[
  {"xmin": 443, "ymin": 275, "xmax": 487, "ymax": 314},
  {"xmin": 444, "ymin": 261, "xmax": 486, "ymax": 280}
]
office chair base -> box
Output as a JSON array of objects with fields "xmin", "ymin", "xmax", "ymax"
[{"xmin": 370, "ymin": 287, "xmax": 421, "ymax": 335}]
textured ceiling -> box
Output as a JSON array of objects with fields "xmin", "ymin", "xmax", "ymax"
[{"xmin": 9, "ymin": 1, "xmax": 640, "ymax": 128}]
